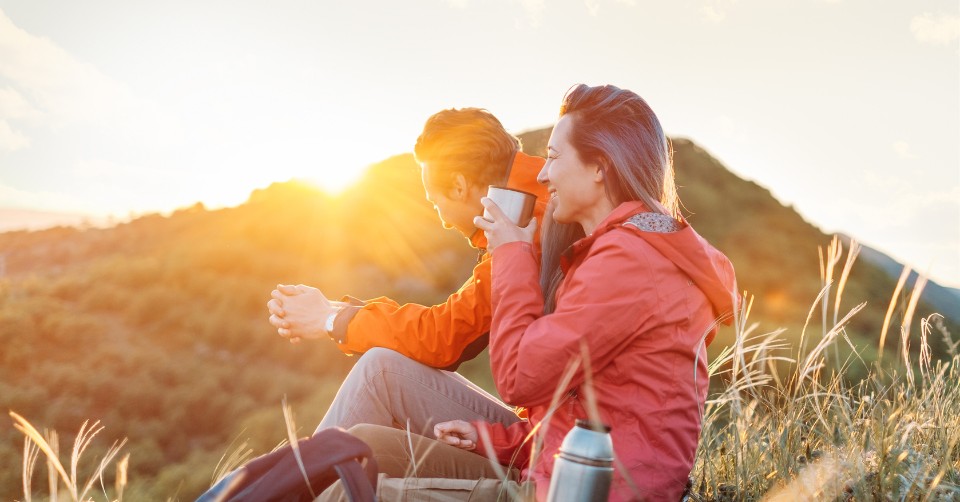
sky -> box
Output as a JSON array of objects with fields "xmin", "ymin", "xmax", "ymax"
[{"xmin": 0, "ymin": 0, "xmax": 958, "ymax": 287}]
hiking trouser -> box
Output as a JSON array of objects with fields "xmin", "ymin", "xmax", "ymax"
[{"xmin": 315, "ymin": 347, "xmax": 521, "ymax": 438}]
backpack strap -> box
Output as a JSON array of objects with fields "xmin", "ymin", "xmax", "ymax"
[
  {"xmin": 195, "ymin": 427, "xmax": 378, "ymax": 502},
  {"xmin": 334, "ymin": 460, "xmax": 377, "ymax": 502}
]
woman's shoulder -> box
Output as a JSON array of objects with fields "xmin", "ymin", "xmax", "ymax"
[
  {"xmin": 621, "ymin": 212, "xmax": 682, "ymax": 233},
  {"xmin": 585, "ymin": 213, "xmax": 684, "ymax": 268},
  {"xmin": 588, "ymin": 222, "xmax": 653, "ymax": 259},
  {"xmin": 594, "ymin": 213, "xmax": 681, "ymax": 247}
]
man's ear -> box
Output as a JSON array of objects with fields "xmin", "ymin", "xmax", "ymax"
[{"xmin": 449, "ymin": 172, "xmax": 470, "ymax": 201}]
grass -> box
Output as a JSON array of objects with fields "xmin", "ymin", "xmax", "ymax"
[
  {"xmin": 11, "ymin": 237, "xmax": 960, "ymax": 500},
  {"xmin": 11, "ymin": 412, "xmax": 128, "ymax": 502},
  {"xmin": 691, "ymin": 238, "xmax": 960, "ymax": 501}
]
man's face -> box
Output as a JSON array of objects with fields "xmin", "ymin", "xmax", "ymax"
[{"xmin": 421, "ymin": 164, "xmax": 483, "ymax": 238}]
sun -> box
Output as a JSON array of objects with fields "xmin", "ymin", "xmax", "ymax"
[
  {"xmin": 301, "ymin": 165, "xmax": 367, "ymax": 195},
  {"xmin": 292, "ymin": 148, "xmax": 382, "ymax": 195}
]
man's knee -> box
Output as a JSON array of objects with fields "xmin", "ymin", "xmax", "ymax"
[
  {"xmin": 347, "ymin": 423, "xmax": 401, "ymax": 446},
  {"xmin": 353, "ymin": 347, "xmax": 422, "ymax": 376}
]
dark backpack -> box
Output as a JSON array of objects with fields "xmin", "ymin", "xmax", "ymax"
[{"xmin": 196, "ymin": 427, "xmax": 378, "ymax": 502}]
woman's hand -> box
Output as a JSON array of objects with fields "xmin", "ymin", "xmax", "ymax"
[
  {"xmin": 434, "ymin": 420, "xmax": 479, "ymax": 451},
  {"xmin": 472, "ymin": 197, "xmax": 537, "ymax": 252}
]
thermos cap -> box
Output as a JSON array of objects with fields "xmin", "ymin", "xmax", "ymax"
[
  {"xmin": 575, "ymin": 418, "xmax": 611, "ymax": 433},
  {"xmin": 547, "ymin": 419, "xmax": 615, "ymax": 502},
  {"xmin": 558, "ymin": 420, "xmax": 614, "ymax": 463}
]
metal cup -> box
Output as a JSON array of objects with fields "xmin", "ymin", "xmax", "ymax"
[{"xmin": 483, "ymin": 186, "xmax": 536, "ymax": 227}]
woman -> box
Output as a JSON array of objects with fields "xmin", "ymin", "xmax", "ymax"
[{"xmin": 435, "ymin": 84, "xmax": 738, "ymax": 501}]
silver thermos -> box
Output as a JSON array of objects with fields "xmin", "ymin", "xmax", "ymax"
[{"xmin": 546, "ymin": 419, "xmax": 614, "ymax": 502}]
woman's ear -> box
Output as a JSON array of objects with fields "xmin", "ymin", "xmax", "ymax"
[{"xmin": 593, "ymin": 158, "xmax": 608, "ymax": 183}]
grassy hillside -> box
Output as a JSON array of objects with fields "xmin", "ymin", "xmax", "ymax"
[
  {"xmin": 0, "ymin": 155, "xmax": 477, "ymax": 498},
  {"xmin": 1, "ymin": 133, "xmax": 956, "ymax": 499}
]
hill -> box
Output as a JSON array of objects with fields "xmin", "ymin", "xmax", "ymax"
[
  {"xmin": 0, "ymin": 132, "xmax": 955, "ymax": 498},
  {"xmin": 0, "ymin": 207, "xmax": 106, "ymax": 232}
]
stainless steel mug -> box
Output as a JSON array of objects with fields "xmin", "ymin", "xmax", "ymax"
[
  {"xmin": 546, "ymin": 420, "xmax": 614, "ymax": 502},
  {"xmin": 483, "ymin": 186, "xmax": 536, "ymax": 227}
]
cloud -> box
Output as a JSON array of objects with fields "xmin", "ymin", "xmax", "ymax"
[
  {"xmin": 584, "ymin": 0, "xmax": 635, "ymax": 16},
  {"xmin": 0, "ymin": 8, "xmax": 180, "ymax": 148},
  {"xmin": 0, "ymin": 182, "xmax": 83, "ymax": 212},
  {"xmin": 518, "ymin": 0, "xmax": 546, "ymax": 25},
  {"xmin": 851, "ymin": 173, "xmax": 959, "ymax": 227},
  {"xmin": 910, "ymin": 13, "xmax": 960, "ymax": 46},
  {"xmin": 0, "ymin": 120, "xmax": 28, "ymax": 152},
  {"xmin": 585, "ymin": 0, "xmax": 601, "ymax": 16},
  {"xmin": 714, "ymin": 115, "xmax": 748, "ymax": 143},
  {"xmin": 700, "ymin": 0, "xmax": 739, "ymax": 23},
  {"xmin": 893, "ymin": 140, "xmax": 918, "ymax": 159},
  {"xmin": 71, "ymin": 158, "xmax": 173, "ymax": 182},
  {"xmin": 0, "ymin": 86, "xmax": 43, "ymax": 124}
]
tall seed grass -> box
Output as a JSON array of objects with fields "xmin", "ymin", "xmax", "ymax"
[
  {"xmin": 11, "ymin": 411, "xmax": 128, "ymax": 502},
  {"xmin": 692, "ymin": 239, "xmax": 960, "ymax": 501}
]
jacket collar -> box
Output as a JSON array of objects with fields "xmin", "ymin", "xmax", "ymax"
[
  {"xmin": 570, "ymin": 201, "xmax": 649, "ymax": 249},
  {"xmin": 560, "ymin": 201, "xmax": 686, "ymax": 271}
]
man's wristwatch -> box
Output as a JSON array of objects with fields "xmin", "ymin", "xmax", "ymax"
[{"xmin": 325, "ymin": 306, "xmax": 344, "ymax": 344}]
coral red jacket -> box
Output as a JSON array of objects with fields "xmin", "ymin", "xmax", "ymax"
[
  {"xmin": 331, "ymin": 151, "xmax": 549, "ymax": 369},
  {"xmin": 475, "ymin": 201, "xmax": 737, "ymax": 501}
]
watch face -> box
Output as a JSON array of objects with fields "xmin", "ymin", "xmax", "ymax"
[{"xmin": 325, "ymin": 308, "xmax": 342, "ymax": 341}]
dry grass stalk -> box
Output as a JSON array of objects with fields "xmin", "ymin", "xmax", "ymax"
[
  {"xmin": 211, "ymin": 433, "xmax": 253, "ymax": 485},
  {"xmin": 11, "ymin": 411, "xmax": 127, "ymax": 502},
  {"xmin": 281, "ymin": 395, "xmax": 316, "ymax": 500},
  {"xmin": 879, "ymin": 265, "xmax": 911, "ymax": 363},
  {"xmin": 46, "ymin": 429, "xmax": 58, "ymax": 502},
  {"xmin": 114, "ymin": 454, "xmax": 128, "ymax": 502},
  {"xmin": 22, "ymin": 436, "xmax": 40, "ymax": 502}
]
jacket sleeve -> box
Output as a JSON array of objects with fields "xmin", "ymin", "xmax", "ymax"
[
  {"xmin": 332, "ymin": 257, "xmax": 493, "ymax": 369},
  {"xmin": 489, "ymin": 236, "xmax": 656, "ymax": 407},
  {"xmin": 472, "ymin": 419, "xmax": 532, "ymax": 470}
]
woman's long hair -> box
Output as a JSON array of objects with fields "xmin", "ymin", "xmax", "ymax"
[{"xmin": 540, "ymin": 84, "xmax": 678, "ymax": 314}]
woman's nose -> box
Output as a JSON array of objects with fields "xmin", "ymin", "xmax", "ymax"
[{"xmin": 536, "ymin": 165, "xmax": 549, "ymax": 185}]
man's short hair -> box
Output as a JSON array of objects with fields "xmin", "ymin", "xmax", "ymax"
[{"xmin": 414, "ymin": 108, "xmax": 521, "ymax": 189}]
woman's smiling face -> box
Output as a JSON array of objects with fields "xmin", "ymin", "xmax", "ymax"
[{"xmin": 537, "ymin": 114, "xmax": 610, "ymax": 232}]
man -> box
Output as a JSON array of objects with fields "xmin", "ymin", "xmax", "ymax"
[{"xmin": 267, "ymin": 108, "xmax": 548, "ymax": 437}]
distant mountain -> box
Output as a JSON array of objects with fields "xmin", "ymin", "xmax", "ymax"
[
  {"xmin": 841, "ymin": 233, "xmax": 960, "ymax": 324},
  {"xmin": 0, "ymin": 207, "xmax": 106, "ymax": 232}
]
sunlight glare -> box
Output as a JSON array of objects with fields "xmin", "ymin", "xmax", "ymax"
[
  {"xmin": 194, "ymin": 153, "xmax": 370, "ymax": 213},
  {"xmin": 301, "ymin": 164, "xmax": 367, "ymax": 195}
]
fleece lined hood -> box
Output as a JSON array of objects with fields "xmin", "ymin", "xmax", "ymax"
[{"xmin": 568, "ymin": 200, "xmax": 738, "ymax": 345}]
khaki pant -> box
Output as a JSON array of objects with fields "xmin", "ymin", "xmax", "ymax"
[
  {"xmin": 316, "ymin": 348, "xmax": 521, "ymax": 438},
  {"xmin": 316, "ymin": 424, "xmax": 535, "ymax": 501}
]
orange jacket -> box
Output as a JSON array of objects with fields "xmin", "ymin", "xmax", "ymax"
[
  {"xmin": 330, "ymin": 151, "xmax": 549, "ymax": 369},
  {"xmin": 475, "ymin": 201, "xmax": 738, "ymax": 501}
]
